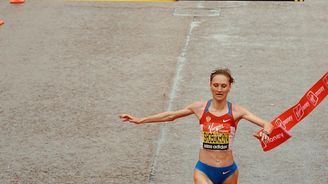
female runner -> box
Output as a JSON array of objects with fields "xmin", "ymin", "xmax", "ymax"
[{"xmin": 119, "ymin": 68, "xmax": 273, "ymax": 184}]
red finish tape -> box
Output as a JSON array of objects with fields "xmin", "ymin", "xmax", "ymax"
[{"xmin": 257, "ymin": 72, "xmax": 328, "ymax": 152}]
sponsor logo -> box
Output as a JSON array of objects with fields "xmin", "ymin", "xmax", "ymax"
[
  {"xmin": 223, "ymin": 119, "xmax": 230, "ymax": 123},
  {"xmin": 206, "ymin": 116, "xmax": 211, "ymax": 122},
  {"xmin": 293, "ymin": 104, "xmax": 304, "ymax": 121},
  {"xmin": 262, "ymin": 132, "xmax": 285, "ymax": 148},
  {"xmin": 282, "ymin": 116, "xmax": 293, "ymax": 129},
  {"xmin": 203, "ymin": 143, "xmax": 228, "ymax": 150},
  {"xmin": 208, "ymin": 123, "xmax": 224, "ymax": 132},
  {"xmin": 222, "ymin": 170, "xmax": 231, "ymax": 175},
  {"xmin": 324, "ymin": 74, "xmax": 328, "ymax": 88},
  {"xmin": 203, "ymin": 144, "xmax": 213, "ymax": 149},
  {"xmin": 315, "ymin": 86, "xmax": 325, "ymax": 97},
  {"xmin": 306, "ymin": 91, "xmax": 318, "ymax": 106},
  {"xmin": 274, "ymin": 118, "xmax": 285, "ymax": 129}
]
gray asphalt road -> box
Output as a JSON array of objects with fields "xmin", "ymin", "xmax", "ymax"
[{"xmin": 0, "ymin": 0, "xmax": 327, "ymax": 184}]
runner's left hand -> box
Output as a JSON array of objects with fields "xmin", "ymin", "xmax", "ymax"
[{"xmin": 253, "ymin": 130, "xmax": 270, "ymax": 142}]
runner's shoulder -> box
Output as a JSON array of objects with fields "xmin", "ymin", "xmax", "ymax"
[
  {"xmin": 187, "ymin": 101, "xmax": 207, "ymax": 110},
  {"xmin": 231, "ymin": 103, "xmax": 248, "ymax": 115}
]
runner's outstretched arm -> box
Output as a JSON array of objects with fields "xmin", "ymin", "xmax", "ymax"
[
  {"xmin": 236, "ymin": 105, "xmax": 273, "ymax": 141},
  {"xmin": 119, "ymin": 103, "xmax": 197, "ymax": 124}
]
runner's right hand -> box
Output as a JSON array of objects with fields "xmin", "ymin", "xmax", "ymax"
[{"xmin": 119, "ymin": 114, "xmax": 143, "ymax": 124}]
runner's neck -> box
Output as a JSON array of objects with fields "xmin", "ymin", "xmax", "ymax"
[{"xmin": 211, "ymin": 99, "xmax": 227, "ymax": 111}]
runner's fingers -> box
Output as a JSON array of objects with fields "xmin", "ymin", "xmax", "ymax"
[
  {"xmin": 253, "ymin": 132, "xmax": 260, "ymax": 138},
  {"xmin": 261, "ymin": 134, "xmax": 269, "ymax": 141},
  {"xmin": 119, "ymin": 116, "xmax": 134, "ymax": 123},
  {"xmin": 119, "ymin": 114, "xmax": 132, "ymax": 120},
  {"xmin": 261, "ymin": 133, "xmax": 267, "ymax": 141},
  {"xmin": 119, "ymin": 117, "xmax": 128, "ymax": 121},
  {"xmin": 122, "ymin": 118, "xmax": 137, "ymax": 124}
]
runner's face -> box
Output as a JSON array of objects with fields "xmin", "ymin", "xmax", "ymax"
[{"xmin": 210, "ymin": 74, "xmax": 231, "ymax": 101}]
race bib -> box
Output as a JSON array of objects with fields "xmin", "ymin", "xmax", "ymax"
[{"xmin": 202, "ymin": 131, "xmax": 230, "ymax": 150}]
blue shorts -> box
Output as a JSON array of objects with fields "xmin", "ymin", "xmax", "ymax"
[{"xmin": 195, "ymin": 160, "xmax": 238, "ymax": 184}]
